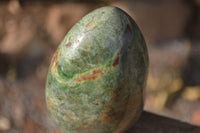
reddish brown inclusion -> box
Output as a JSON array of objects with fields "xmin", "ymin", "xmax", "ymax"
[
  {"xmin": 51, "ymin": 49, "xmax": 59, "ymax": 74},
  {"xmin": 75, "ymin": 69, "xmax": 103, "ymax": 82}
]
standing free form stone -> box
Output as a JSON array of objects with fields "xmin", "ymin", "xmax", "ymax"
[{"xmin": 46, "ymin": 6, "xmax": 148, "ymax": 133}]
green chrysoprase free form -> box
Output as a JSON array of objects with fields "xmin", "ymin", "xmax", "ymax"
[{"xmin": 46, "ymin": 6, "xmax": 148, "ymax": 133}]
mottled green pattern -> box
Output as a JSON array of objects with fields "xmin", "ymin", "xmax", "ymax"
[{"xmin": 46, "ymin": 6, "xmax": 148, "ymax": 133}]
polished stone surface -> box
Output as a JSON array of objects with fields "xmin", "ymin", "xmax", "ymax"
[{"xmin": 46, "ymin": 6, "xmax": 148, "ymax": 133}]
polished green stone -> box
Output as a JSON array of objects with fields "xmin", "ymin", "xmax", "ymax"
[{"xmin": 46, "ymin": 6, "xmax": 148, "ymax": 133}]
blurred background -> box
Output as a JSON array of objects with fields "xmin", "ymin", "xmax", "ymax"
[{"xmin": 0, "ymin": 0, "xmax": 200, "ymax": 132}]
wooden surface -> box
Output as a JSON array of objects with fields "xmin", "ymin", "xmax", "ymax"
[{"xmin": 126, "ymin": 111, "xmax": 200, "ymax": 133}]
